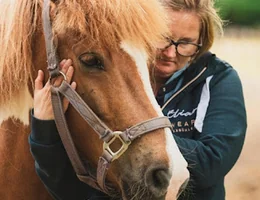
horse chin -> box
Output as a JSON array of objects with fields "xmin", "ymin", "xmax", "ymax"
[{"xmin": 120, "ymin": 179, "xmax": 166, "ymax": 200}]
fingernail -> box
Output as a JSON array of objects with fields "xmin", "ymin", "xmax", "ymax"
[
  {"xmin": 60, "ymin": 59, "xmax": 67, "ymax": 65},
  {"xmin": 72, "ymin": 82, "xmax": 77, "ymax": 88},
  {"xmin": 66, "ymin": 59, "xmax": 72, "ymax": 64}
]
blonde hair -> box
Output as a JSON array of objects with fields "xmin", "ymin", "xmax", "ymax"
[{"xmin": 163, "ymin": 0, "xmax": 223, "ymax": 58}]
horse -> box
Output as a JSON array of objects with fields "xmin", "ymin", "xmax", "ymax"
[{"xmin": 0, "ymin": 0, "xmax": 189, "ymax": 199}]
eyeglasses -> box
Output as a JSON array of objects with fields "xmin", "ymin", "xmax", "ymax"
[{"xmin": 157, "ymin": 37, "xmax": 202, "ymax": 57}]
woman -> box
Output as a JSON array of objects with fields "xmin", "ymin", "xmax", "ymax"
[
  {"xmin": 29, "ymin": 0, "xmax": 247, "ymax": 199},
  {"xmin": 151, "ymin": 1, "xmax": 246, "ymax": 199}
]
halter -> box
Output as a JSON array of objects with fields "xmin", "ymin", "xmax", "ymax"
[{"xmin": 42, "ymin": 0, "xmax": 173, "ymax": 194}]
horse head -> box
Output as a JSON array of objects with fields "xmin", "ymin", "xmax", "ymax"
[{"xmin": 0, "ymin": 0, "xmax": 189, "ymax": 199}]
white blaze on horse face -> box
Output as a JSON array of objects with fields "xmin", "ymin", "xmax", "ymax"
[
  {"xmin": 0, "ymin": 86, "xmax": 33, "ymax": 125},
  {"xmin": 120, "ymin": 41, "xmax": 189, "ymax": 196},
  {"xmin": 120, "ymin": 41, "xmax": 161, "ymax": 114}
]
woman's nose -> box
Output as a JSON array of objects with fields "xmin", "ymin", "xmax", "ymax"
[{"xmin": 163, "ymin": 45, "xmax": 177, "ymax": 58}]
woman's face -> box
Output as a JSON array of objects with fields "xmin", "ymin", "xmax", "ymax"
[{"xmin": 154, "ymin": 10, "xmax": 201, "ymax": 80}]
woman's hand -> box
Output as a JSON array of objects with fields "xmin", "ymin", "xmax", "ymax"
[{"xmin": 33, "ymin": 59, "xmax": 76, "ymax": 120}]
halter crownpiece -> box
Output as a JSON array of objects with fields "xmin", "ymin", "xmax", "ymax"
[
  {"xmin": 42, "ymin": 0, "xmax": 60, "ymax": 78},
  {"xmin": 42, "ymin": 0, "xmax": 173, "ymax": 194}
]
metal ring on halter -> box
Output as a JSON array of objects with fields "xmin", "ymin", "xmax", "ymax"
[
  {"xmin": 49, "ymin": 71, "xmax": 67, "ymax": 86},
  {"xmin": 58, "ymin": 71, "xmax": 67, "ymax": 81}
]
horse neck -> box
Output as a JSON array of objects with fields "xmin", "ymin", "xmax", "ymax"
[
  {"xmin": 0, "ymin": 114, "xmax": 51, "ymax": 199},
  {"xmin": 0, "ymin": 117, "xmax": 52, "ymax": 199}
]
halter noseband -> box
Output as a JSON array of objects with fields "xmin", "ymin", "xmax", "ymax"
[{"xmin": 42, "ymin": 0, "xmax": 173, "ymax": 194}]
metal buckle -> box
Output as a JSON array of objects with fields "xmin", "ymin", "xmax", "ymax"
[
  {"xmin": 49, "ymin": 71, "xmax": 67, "ymax": 86},
  {"xmin": 103, "ymin": 131, "xmax": 131, "ymax": 161}
]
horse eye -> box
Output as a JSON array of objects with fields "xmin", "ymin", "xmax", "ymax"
[{"xmin": 79, "ymin": 53, "xmax": 104, "ymax": 70}]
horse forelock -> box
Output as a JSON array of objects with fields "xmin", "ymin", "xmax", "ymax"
[
  {"xmin": 0, "ymin": 0, "xmax": 169, "ymax": 106},
  {"xmin": 53, "ymin": 0, "xmax": 169, "ymax": 52}
]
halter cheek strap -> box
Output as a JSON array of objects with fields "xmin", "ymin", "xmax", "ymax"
[
  {"xmin": 42, "ymin": 0, "xmax": 173, "ymax": 194},
  {"xmin": 51, "ymin": 81, "xmax": 173, "ymax": 193},
  {"xmin": 42, "ymin": 0, "xmax": 60, "ymax": 78}
]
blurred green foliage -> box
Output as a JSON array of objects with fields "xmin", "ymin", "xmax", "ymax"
[{"xmin": 215, "ymin": 0, "xmax": 260, "ymax": 27}]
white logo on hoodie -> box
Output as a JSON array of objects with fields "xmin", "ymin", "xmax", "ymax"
[{"xmin": 167, "ymin": 108, "xmax": 197, "ymax": 119}]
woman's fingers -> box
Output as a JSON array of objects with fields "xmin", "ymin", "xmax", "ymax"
[
  {"xmin": 33, "ymin": 59, "xmax": 75, "ymax": 120},
  {"xmin": 66, "ymin": 66, "xmax": 74, "ymax": 84},
  {"xmin": 61, "ymin": 59, "xmax": 72, "ymax": 73},
  {"xmin": 71, "ymin": 81, "xmax": 76, "ymax": 90},
  {"xmin": 53, "ymin": 59, "xmax": 72, "ymax": 87},
  {"xmin": 62, "ymin": 59, "xmax": 73, "ymax": 84},
  {"xmin": 35, "ymin": 70, "xmax": 44, "ymax": 91},
  {"xmin": 59, "ymin": 59, "xmax": 67, "ymax": 67},
  {"xmin": 63, "ymin": 81, "xmax": 77, "ymax": 111},
  {"xmin": 36, "ymin": 59, "xmax": 73, "ymax": 90},
  {"xmin": 47, "ymin": 58, "xmax": 76, "ymax": 112},
  {"xmin": 57, "ymin": 59, "xmax": 76, "ymax": 112}
]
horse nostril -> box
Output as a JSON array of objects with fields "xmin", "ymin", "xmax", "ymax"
[
  {"xmin": 153, "ymin": 169, "xmax": 170, "ymax": 189},
  {"xmin": 145, "ymin": 166, "xmax": 172, "ymax": 198}
]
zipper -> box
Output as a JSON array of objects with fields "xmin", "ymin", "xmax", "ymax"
[{"xmin": 161, "ymin": 66, "xmax": 207, "ymax": 111}]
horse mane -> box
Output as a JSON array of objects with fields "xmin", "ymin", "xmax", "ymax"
[
  {"xmin": 0, "ymin": 0, "xmax": 39, "ymax": 105},
  {"xmin": 0, "ymin": 0, "xmax": 169, "ymax": 105}
]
